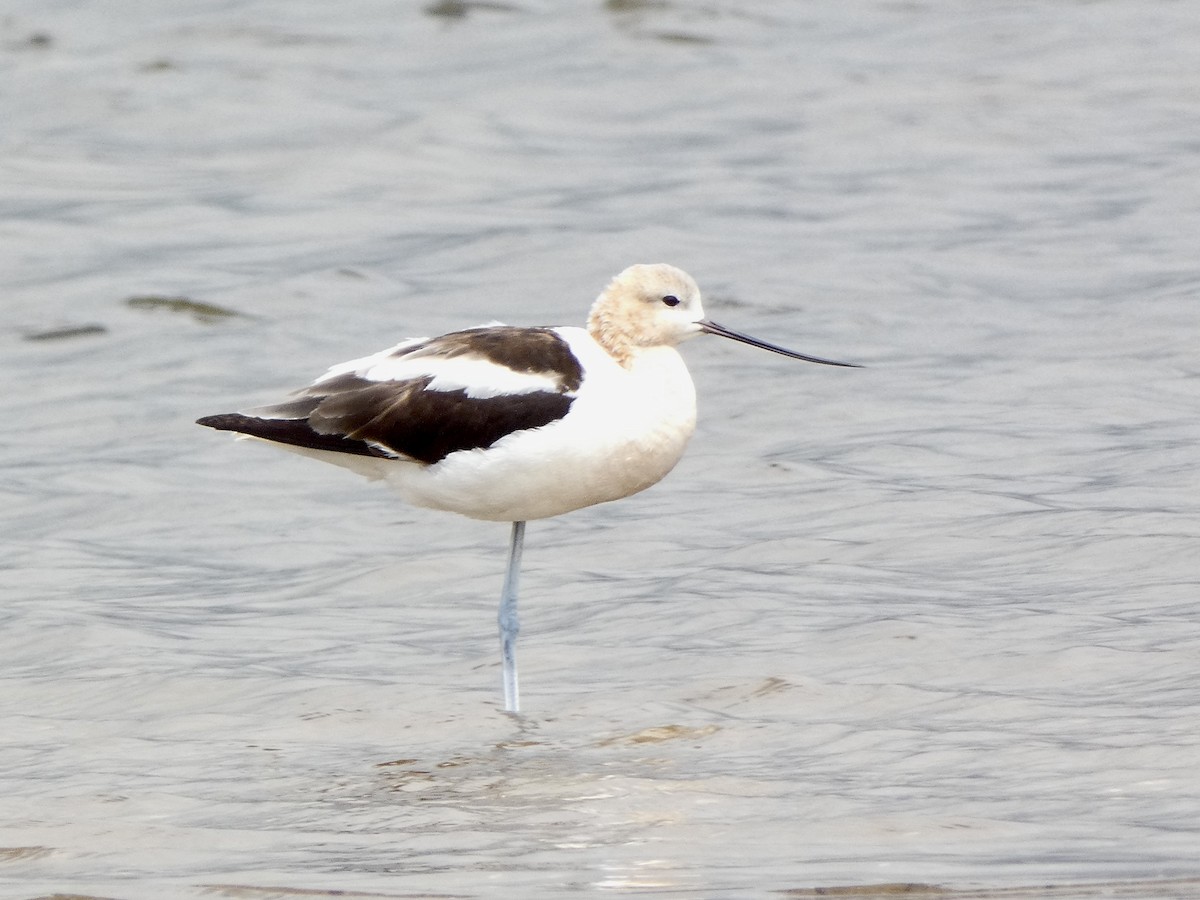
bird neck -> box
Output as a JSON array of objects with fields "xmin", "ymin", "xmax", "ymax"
[{"xmin": 586, "ymin": 306, "xmax": 639, "ymax": 368}]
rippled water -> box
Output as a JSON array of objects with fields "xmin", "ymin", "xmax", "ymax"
[{"xmin": 3, "ymin": 1, "xmax": 1199, "ymax": 898}]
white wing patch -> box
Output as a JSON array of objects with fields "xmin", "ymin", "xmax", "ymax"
[
  {"xmin": 312, "ymin": 332, "xmax": 576, "ymax": 399},
  {"xmin": 313, "ymin": 337, "xmax": 428, "ymax": 384}
]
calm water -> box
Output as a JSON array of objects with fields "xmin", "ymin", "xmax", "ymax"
[{"xmin": 2, "ymin": 1, "xmax": 1199, "ymax": 898}]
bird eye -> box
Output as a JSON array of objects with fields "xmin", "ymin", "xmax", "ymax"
[{"xmin": 661, "ymin": 295, "xmax": 680, "ymax": 307}]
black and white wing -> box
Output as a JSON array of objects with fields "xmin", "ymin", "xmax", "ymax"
[{"xmin": 197, "ymin": 326, "xmax": 585, "ymax": 465}]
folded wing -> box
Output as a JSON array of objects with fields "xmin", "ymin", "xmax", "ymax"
[{"xmin": 197, "ymin": 326, "xmax": 585, "ymax": 465}]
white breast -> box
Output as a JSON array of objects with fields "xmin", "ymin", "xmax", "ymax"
[{"xmin": 382, "ymin": 329, "xmax": 698, "ymax": 521}]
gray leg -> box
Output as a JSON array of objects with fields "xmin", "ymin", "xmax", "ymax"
[{"xmin": 498, "ymin": 520, "xmax": 525, "ymax": 713}]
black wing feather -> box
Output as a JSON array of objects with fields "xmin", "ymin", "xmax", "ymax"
[
  {"xmin": 198, "ymin": 376, "xmax": 575, "ymax": 465},
  {"xmin": 196, "ymin": 412, "xmax": 381, "ymax": 458},
  {"xmin": 197, "ymin": 326, "xmax": 583, "ymax": 464}
]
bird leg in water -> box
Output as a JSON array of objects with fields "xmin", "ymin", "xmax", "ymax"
[{"xmin": 499, "ymin": 520, "xmax": 525, "ymax": 712}]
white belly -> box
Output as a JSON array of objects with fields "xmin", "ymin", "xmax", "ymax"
[{"xmin": 384, "ymin": 343, "xmax": 698, "ymax": 521}]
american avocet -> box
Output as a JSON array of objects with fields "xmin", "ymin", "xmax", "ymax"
[{"xmin": 197, "ymin": 263, "xmax": 856, "ymax": 712}]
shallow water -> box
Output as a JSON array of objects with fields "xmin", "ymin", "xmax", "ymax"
[{"xmin": 3, "ymin": 1, "xmax": 1199, "ymax": 898}]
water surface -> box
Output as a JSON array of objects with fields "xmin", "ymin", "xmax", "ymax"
[{"xmin": 2, "ymin": 1, "xmax": 1199, "ymax": 897}]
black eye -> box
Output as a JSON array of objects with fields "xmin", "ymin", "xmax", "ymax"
[{"xmin": 661, "ymin": 295, "xmax": 680, "ymax": 307}]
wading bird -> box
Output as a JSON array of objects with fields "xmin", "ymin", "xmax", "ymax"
[{"xmin": 197, "ymin": 263, "xmax": 857, "ymax": 712}]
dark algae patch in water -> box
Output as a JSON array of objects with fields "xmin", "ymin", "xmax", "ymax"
[{"xmin": 125, "ymin": 295, "xmax": 251, "ymax": 323}]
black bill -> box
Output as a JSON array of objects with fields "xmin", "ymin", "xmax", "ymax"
[{"xmin": 699, "ymin": 319, "xmax": 860, "ymax": 368}]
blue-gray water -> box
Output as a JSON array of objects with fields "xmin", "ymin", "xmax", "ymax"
[{"xmin": 2, "ymin": 2, "xmax": 1199, "ymax": 898}]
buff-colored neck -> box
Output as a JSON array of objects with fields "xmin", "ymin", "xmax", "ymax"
[{"xmin": 587, "ymin": 302, "xmax": 638, "ymax": 368}]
